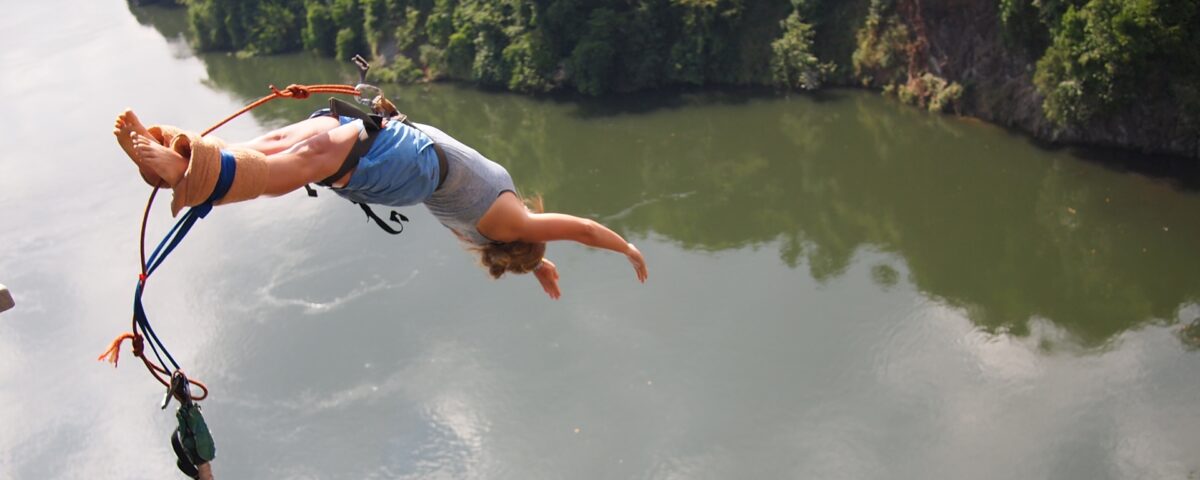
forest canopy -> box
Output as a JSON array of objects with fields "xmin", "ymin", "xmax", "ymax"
[{"xmin": 179, "ymin": 0, "xmax": 1199, "ymax": 132}]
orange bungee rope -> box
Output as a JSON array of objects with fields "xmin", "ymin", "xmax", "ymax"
[{"xmin": 99, "ymin": 83, "xmax": 363, "ymax": 402}]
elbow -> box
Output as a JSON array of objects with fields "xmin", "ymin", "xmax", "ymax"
[
  {"xmin": 576, "ymin": 220, "xmax": 600, "ymax": 243},
  {"xmin": 579, "ymin": 219, "xmax": 601, "ymax": 244}
]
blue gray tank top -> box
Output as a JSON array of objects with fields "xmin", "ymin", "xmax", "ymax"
[
  {"xmin": 415, "ymin": 123, "xmax": 516, "ymax": 245},
  {"xmin": 331, "ymin": 117, "xmax": 440, "ymax": 207}
]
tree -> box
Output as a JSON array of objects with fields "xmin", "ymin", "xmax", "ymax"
[
  {"xmin": 303, "ymin": 1, "xmax": 338, "ymax": 56},
  {"xmin": 770, "ymin": 10, "xmax": 825, "ymax": 90}
]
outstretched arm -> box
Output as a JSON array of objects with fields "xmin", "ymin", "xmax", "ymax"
[
  {"xmin": 477, "ymin": 194, "xmax": 649, "ymax": 291},
  {"xmin": 515, "ymin": 212, "xmax": 648, "ymax": 283}
]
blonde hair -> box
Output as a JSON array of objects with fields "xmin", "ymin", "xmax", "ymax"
[{"xmin": 471, "ymin": 195, "xmax": 546, "ymax": 279}]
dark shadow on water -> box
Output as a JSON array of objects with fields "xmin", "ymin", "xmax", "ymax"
[
  {"xmin": 1066, "ymin": 146, "xmax": 1200, "ymax": 192},
  {"xmin": 561, "ymin": 85, "xmax": 850, "ymax": 119},
  {"xmin": 941, "ymin": 106, "xmax": 1200, "ymax": 193}
]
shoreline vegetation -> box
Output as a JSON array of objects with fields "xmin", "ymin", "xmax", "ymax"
[{"xmin": 153, "ymin": 0, "xmax": 1196, "ymax": 159}]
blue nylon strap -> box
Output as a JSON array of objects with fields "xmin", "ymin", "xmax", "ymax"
[
  {"xmin": 133, "ymin": 149, "xmax": 239, "ymax": 375},
  {"xmin": 145, "ymin": 150, "xmax": 238, "ymax": 275},
  {"xmin": 195, "ymin": 150, "xmax": 238, "ymax": 218},
  {"xmin": 134, "ymin": 282, "xmax": 178, "ymax": 371}
]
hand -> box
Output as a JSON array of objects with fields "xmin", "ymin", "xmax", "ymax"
[
  {"xmin": 626, "ymin": 243, "xmax": 648, "ymax": 283},
  {"xmin": 534, "ymin": 258, "xmax": 561, "ymax": 299}
]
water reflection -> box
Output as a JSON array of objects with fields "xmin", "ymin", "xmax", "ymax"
[{"xmin": 129, "ymin": 5, "xmax": 1200, "ymax": 349}]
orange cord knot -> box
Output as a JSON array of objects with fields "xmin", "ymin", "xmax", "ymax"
[
  {"xmin": 270, "ymin": 84, "xmax": 312, "ymax": 99},
  {"xmin": 97, "ymin": 332, "xmax": 144, "ymax": 367}
]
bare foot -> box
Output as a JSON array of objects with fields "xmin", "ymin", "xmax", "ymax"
[
  {"xmin": 113, "ymin": 109, "xmax": 163, "ymax": 185},
  {"xmin": 132, "ymin": 132, "xmax": 187, "ymax": 187}
]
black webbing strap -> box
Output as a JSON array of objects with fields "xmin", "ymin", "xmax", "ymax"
[
  {"xmin": 307, "ymin": 97, "xmax": 417, "ymax": 235},
  {"xmin": 316, "ymin": 98, "xmax": 383, "ymax": 187},
  {"xmin": 171, "ymin": 433, "xmax": 200, "ymax": 479},
  {"xmin": 356, "ymin": 202, "xmax": 408, "ymax": 234}
]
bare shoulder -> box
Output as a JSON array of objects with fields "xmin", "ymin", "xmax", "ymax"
[{"xmin": 476, "ymin": 191, "xmax": 528, "ymax": 242}]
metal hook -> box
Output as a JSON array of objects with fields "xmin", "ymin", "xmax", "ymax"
[
  {"xmin": 352, "ymin": 54, "xmax": 370, "ymax": 85},
  {"xmin": 351, "ymin": 54, "xmax": 383, "ymax": 107},
  {"xmin": 161, "ymin": 371, "xmax": 194, "ymax": 410}
]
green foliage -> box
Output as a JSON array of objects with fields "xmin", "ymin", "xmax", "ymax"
[
  {"xmin": 1033, "ymin": 0, "xmax": 1200, "ymax": 125},
  {"xmin": 368, "ymin": 54, "xmax": 424, "ymax": 83},
  {"xmin": 187, "ymin": 0, "xmax": 305, "ymax": 55},
  {"xmin": 392, "ymin": 6, "xmax": 423, "ymax": 53},
  {"xmin": 851, "ymin": 10, "xmax": 908, "ymax": 88},
  {"xmin": 998, "ymin": 0, "xmax": 1049, "ymax": 52},
  {"xmin": 247, "ymin": 2, "xmax": 302, "ymax": 54},
  {"xmin": 503, "ymin": 31, "xmax": 555, "ymax": 93},
  {"xmin": 444, "ymin": 31, "xmax": 474, "ymax": 79},
  {"xmin": 361, "ymin": 0, "xmax": 387, "ymax": 55},
  {"xmin": 770, "ymin": 10, "xmax": 826, "ymax": 89},
  {"xmin": 419, "ymin": 44, "xmax": 445, "ymax": 78},
  {"xmin": 895, "ymin": 73, "xmax": 963, "ymax": 113},
  {"xmin": 568, "ymin": 8, "xmax": 619, "ymax": 95},
  {"xmin": 335, "ymin": 27, "xmax": 365, "ymax": 60},
  {"xmin": 472, "ymin": 28, "xmax": 507, "ymax": 86},
  {"xmin": 186, "ymin": 0, "xmax": 231, "ymax": 51},
  {"xmin": 184, "ymin": 0, "xmax": 824, "ymax": 94},
  {"xmin": 330, "ymin": 0, "xmax": 363, "ymax": 27},
  {"xmin": 303, "ymin": 2, "xmax": 337, "ymax": 56},
  {"xmin": 424, "ymin": 0, "xmax": 454, "ymax": 47},
  {"xmin": 179, "ymin": 0, "xmax": 1198, "ymax": 135}
]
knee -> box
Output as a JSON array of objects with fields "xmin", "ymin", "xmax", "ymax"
[
  {"xmin": 266, "ymin": 130, "xmax": 289, "ymax": 145},
  {"xmin": 288, "ymin": 133, "xmax": 347, "ymax": 178}
]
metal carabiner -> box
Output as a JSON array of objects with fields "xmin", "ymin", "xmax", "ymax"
[
  {"xmin": 355, "ymin": 83, "xmax": 383, "ymax": 108},
  {"xmin": 161, "ymin": 370, "xmax": 194, "ymax": 410}
]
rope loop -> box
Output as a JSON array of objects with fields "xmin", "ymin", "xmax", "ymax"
[{"xmin": 110, "ymin": 82, "xmax": 362, "ymax": 403}]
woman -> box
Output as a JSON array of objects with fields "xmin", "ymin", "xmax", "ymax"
[{"xmin": 113, "ymin": 107, "xmax": 647, "ymax": 299}]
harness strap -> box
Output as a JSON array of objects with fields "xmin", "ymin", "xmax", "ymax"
[
  {"xmin": 316, "ymin": 97, "xmax": 383, "ymax": 187},
  {"xmin": 356, "ymin": 202, "xmax": 409, "ymax": 234},
  {"xmin": 306, "ymin": 97, "xmax": 449, "ymax": 236}
]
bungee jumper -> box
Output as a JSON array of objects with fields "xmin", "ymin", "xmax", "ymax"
[
  {"xmin": 113, "ymin": 94, "xmax": 648, "ymax": 298},
  {"xmin": 100, "ymin": 58, "xmax": 646, "ymax": 478}
]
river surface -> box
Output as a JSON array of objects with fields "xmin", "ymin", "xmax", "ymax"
[{"xmin": 2, "ymin": 1, "xmax": 1199, "ymax": 479}]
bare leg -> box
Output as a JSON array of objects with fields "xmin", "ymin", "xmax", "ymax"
[
  {"xmin": 131, "ymin": 121, "xmax": 363, "ymax": 196},
  {"xmin": 262, "ymin": 121, "xmax": 363, "ymax": 195},
  {"xmin": 232, "ymin": 116, "xmax": 341, "ymax": 156}
]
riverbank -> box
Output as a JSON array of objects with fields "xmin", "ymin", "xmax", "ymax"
[
  {"xmin": 900, "ymin": 0, "xmax": 1199, "ymax": 160},
  {"xmin": 162, "ymin": 0, "xmax": 1199, "ymax": 159}
]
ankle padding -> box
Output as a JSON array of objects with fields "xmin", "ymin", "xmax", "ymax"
[
  {"xmin": 148, "ymin": 125, "xmax": 226, "ymax": 149},
  {"xmin": 169, "ymin": 133, "xmax": 267, "ymax": 216}
]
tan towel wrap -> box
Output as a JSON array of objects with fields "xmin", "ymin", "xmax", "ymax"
[
  {"xmin": 168, "ymin": 132, "xmax": 268, "ymax": 216},
  {"xmin": 148, "ymin": 125, "xmax": 227, "ymax": 150},
  {"xmin": 136, "ymin": 126, "xmax": 229, "ymax": 188}
]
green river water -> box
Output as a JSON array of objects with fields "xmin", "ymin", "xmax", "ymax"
[{"xmin": 1, "ymin": 1, "xmax": 1199, "ymax": 479}]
